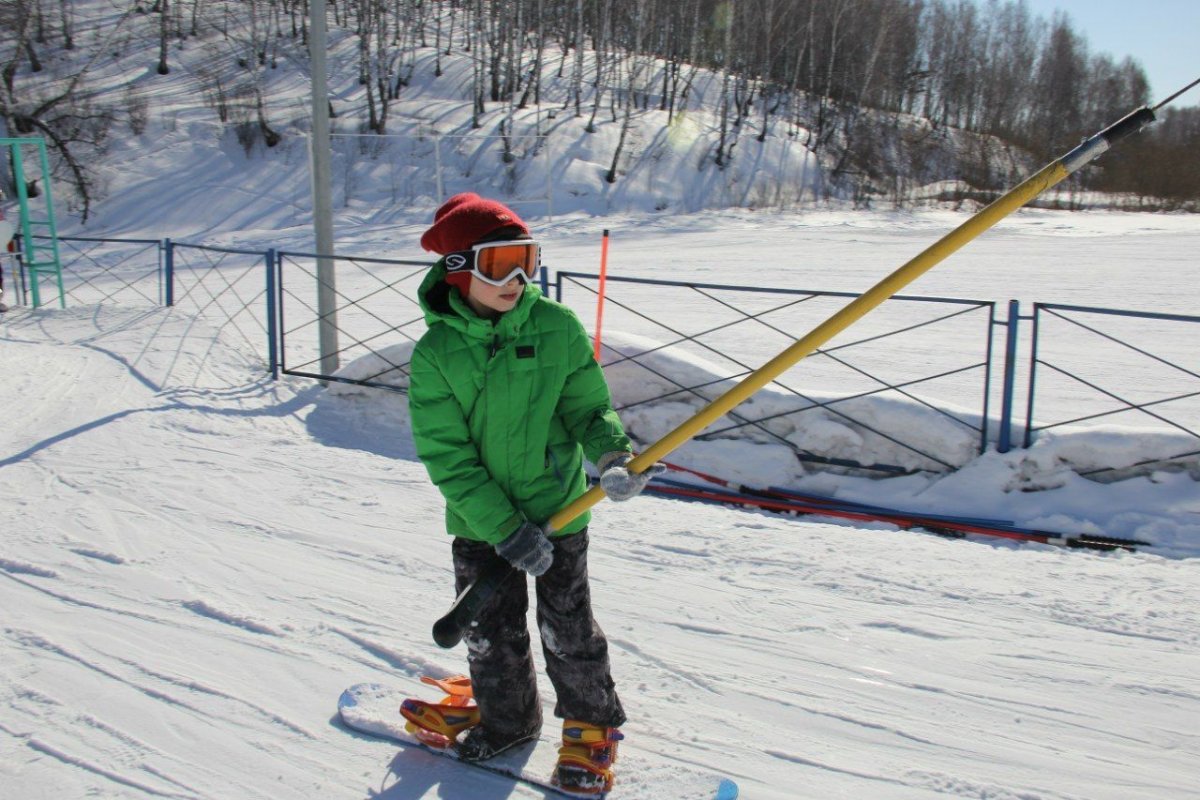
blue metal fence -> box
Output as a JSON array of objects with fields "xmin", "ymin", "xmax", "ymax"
[
  {"xmin": 16, "ymin": 234, "xmax": 1199, "ymax": 476},
  {"xmin": 554, "ymin": 271, "xmax": 1001, "ymax": 473},
  {"xmin": 167, "ymin": 241, "xmax": 275, "ymax": 369},
  {"xmin": 17, "ymin": 234, "xmax": 163, "ymax": 307},
  {"xmin": 274, "ymin": 249, "xmax": 431, "ymax": 390},
  {"xmin": 1025, "ymin": 302, "xmax": 1200, "ymax": 476}
]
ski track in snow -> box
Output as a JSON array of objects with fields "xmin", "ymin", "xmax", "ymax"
[{"xmin": 0, "ymin": 558, "xmax": 59, "ymax": 578}]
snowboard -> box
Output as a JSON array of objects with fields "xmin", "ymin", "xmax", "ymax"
[{"xmin": 338, "ymin": 682, "xmax": 739, "ymax": 799}]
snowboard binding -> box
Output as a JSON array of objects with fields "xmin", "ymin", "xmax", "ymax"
[
  {"xmin": 399, "ymin": 674, "xmax": 480, "ymax": 749},
  {"xmin": 554, "ymin": 720, "xmax": 623, "ymax": 795}
]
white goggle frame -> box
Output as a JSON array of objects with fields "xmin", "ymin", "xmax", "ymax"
[{"xmin": 445, "ymin": 240, "xmax": 541, "ymax": 287}]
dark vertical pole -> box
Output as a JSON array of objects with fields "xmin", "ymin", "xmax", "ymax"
[
  {"xmin": 277, "ymin": 253, "xmax": 288, "ymax": 378},
  {"xmin": 1024, "ymin": 304, "xmax": 1043, "ymax": 448},
  {"xmin": 265, "ymin": 248, "xmax": 279, "ymax": 380},
  {"xmin": 15, "ymin": 234, "xmax": 29, "ymax": 305},
  {"xmin": 997, "ymin": 299, "xmax": 1020, "ymax": 453},
  {"xmin": 163, "ymin": 239, "xmax": 175, "ymax": 307},
  {"xmin": 979, "ymin": 302, "xmax": 998, "ymax": 454}
]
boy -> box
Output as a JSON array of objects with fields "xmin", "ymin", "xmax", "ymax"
[{"xmin": 406, "ymin": 193, "xmax": 661, "ymax": 793}]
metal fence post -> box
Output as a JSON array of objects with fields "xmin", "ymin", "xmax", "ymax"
[
  {"xmin": 979, "ymin": 302, "xmax": 998, "ymax": 454},
  {"xmin": 265, "ymin": 248, "xmax": 279, "ymax": 380},
  {"xmin": 13, "ymin": 234, "xmax": 29, "ymax": 305},
  {"xmin": 997, "ymin": 299, "xmax": 1020, "ymax": 453},
  {"xmin": 163, "ymin": 238, "xmax": 174, "ymax": 306},
  {"xmin": 1024, "ymin": 304, "xmax": 1042, "ymax": 448}
]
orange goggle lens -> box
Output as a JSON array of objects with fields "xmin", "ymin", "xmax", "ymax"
[{"xmin": 473, "ymin": 242, "xmax": 539, "ymax": 284}]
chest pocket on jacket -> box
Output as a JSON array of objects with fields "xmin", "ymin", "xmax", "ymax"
[
  {"xmin": 504, "ymin": 344, "xmax": 541, "ymax": 416},
  {"xmin": 505, "ymin": 342, "xmax": 542, "ymax": 376}
]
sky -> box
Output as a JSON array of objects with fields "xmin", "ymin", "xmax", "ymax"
[{"xmin": 1022, "ymin": 0, "xmax": 1200, "ymax": 104}]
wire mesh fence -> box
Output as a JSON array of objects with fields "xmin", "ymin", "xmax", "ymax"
[
  {"xmin": 555, "ymin": 272, "xmax": 999, "ymax": 473},
  {"xmin": 1026, "ymin": 303, "xmax": 1200, "ymax": 476},
  {"xmin": 276, "ymin": 250, "xmax": 431, "ymax": 390},
  {"xmin": 20, "ymin": 234, "xmax": 1200, "ymax": 478},
  {"xmin": 30, "ymin": 235, "xmax": 162, "ymax": 307},
  {"xmin": 168, "ymin": 243, "xmax": 274, "ymax": 370}
]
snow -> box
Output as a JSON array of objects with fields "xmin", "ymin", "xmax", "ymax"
[
  {"xmin": 3, "ymin": 5, "xmax": 1200, "ymax": 798},
  {"xmin": 4, "ymin": 213, "xmax": 1199, "ymax": 799}
]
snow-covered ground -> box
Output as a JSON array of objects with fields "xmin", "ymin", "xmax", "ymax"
[{"xmin": 3, "ymin": 205, "xmax": 1199, "ymax": 799}]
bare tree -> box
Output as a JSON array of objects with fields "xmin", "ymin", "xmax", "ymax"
[
  {"xmin": 356, "ymin": 0, "xmax": 394, "ymax": 133},
  {"xmin": 469, "ymin": 0, "xmax": 487, "ymax": 127},
  {"xmin": 568, "ymin": 0, "xmax": 583, "ymax": 116},
  {"xmin": 0, "ymin": 0, "xmax": 138, "ymax": 220},
  {"xmin": 978, "ymin": 0, "xmax": 1040, "ymax": 138},
  {"xmin": 752, "ymin": 0, "xmax": 788, "ymax": 143},
  {"xmin": 227, "ymin": 0, "xmax": 281, "ymax": 147},
  {"xmin": 517, "ymin": 0, "xmax": 545, "ymax": 109},
  {"xmin": 156, "ymin": 0, "xmax": 170, "ymax": 74},
  {"xmin": 605, "ymin": 0, "xmax": 649, "ymax": 182},
  {"xmin": 3, "ymin": 0, "xmax": 1191, "ymax": 216},
  {"xmin": 57, "ymin": 0, "xmax": 74, "ymax": 49},
  {"xmin": 1028, "ymin": 12, "xmax": 1084, "ymax": 158},
  {"xmin": 713, "ymin": 0, "xmax": 734, "ymax": 167},
  {"xmin": 584, "ymin": 0, "xmax": 612, "ymax": 134}
]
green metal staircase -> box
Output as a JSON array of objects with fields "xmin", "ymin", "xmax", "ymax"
[{"xmin": 2, "ymin": 137, "xmax": 65, "ymax": 309}]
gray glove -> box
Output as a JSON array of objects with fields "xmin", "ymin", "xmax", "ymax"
[
  {"xmin": 495, "ymin": 521, "xmax": 554, "ymax": 576},
  {"xmin": 597, "ymin": 451, "xmax": 666, "ymax": 501}
]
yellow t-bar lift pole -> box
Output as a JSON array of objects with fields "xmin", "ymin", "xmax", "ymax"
[
  {"xmin": 434, "ymin": 105, "xmax": 1156, "ymax": 648},
  {"xmin": 547, "ymin": 106, "xmax": 1156, "ymax": 533}
]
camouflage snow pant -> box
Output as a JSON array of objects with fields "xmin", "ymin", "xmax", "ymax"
[{"xmin": 452, "ymin": 528, "xmax": 626, "ymax": 739}]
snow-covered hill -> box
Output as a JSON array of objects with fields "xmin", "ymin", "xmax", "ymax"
[{"xmin": 7, "ymin": 0, "xmax": 1054, "ymax": 238}]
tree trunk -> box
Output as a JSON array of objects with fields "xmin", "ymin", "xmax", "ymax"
[{"xmin": 157, "ymin": 0, "xmax": 170, "ymax": 74}]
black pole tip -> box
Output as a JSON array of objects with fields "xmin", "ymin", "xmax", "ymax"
[
  {"xmin": 431, "ymin": 616, "xmax": 464, "ymax": 649},
  {"xmin": 1100, "ymin": 106, "xmax": 1156, "ymax": 146}
]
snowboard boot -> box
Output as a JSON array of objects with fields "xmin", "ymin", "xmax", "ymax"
[
  {"xmin": 554, "ymin": 720, "xmax": 623, "ymax": 795},
  {"xmin": 399, "ymin": 675, "xmax": 479, "ymax": 749},
  {"xmin": 455, "ymin": 717, "xmax": 542, "ymax": 762}
]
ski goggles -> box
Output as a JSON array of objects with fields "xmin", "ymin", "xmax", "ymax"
[{"xmin": 444, "ymin": 240, "xmax": 541, "ymax": 286}]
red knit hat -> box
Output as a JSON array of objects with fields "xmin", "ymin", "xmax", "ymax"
[{"xmin": 420, "ymin": 193, "xmax": 530, "ymax": 256}]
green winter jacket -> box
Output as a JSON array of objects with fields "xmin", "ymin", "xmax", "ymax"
[{"xmin": 408, "ymin": 261, "xmax": 631, "ymax": 544}]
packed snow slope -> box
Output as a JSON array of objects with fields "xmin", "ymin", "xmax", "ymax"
[{"xmin": 3, "ymin": 206, "xmax": 1200, "ymax": 799}]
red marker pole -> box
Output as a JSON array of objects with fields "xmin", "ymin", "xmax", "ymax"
[{"xmin": 593, "ymin": 229, "xmax": 610, "ymax": 362}]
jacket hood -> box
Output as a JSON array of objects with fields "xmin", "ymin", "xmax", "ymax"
[{"xmin": 417, "ymin": 259, "xmax": 540, "ymax": 338}]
